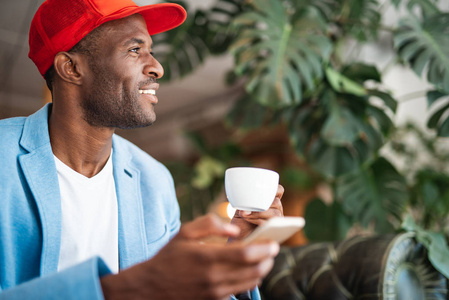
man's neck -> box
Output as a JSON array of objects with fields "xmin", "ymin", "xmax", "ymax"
[{"xmin": 49, "ymin": 102, "xmax": 114, "ymax": 178}]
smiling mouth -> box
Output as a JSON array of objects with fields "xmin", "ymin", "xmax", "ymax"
[{"xmin": 139, "ymin": 89, "xmax": 156, "ymax": 95}]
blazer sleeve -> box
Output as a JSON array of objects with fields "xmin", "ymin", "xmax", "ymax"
[
  {"xmin": 250, "ymin": 288, "xmax": 261, "ymax": 300},
  {"xmin": 231, "ymin": 288, "xmax": 261, "ymax": 300},
  {"xmin": 0, "ymin": 257, "xmax": 111, "ymax": 300}
]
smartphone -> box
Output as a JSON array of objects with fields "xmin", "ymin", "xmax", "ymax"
[{"xmin": 243, "ymin": 217, "xmax": 305, "ymax": 244}]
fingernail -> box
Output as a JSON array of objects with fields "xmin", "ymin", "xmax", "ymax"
[
  {"xmin": 270, "ymin": 243, "xmax": 280, "ymax": 255},
  {"xmin": 241, "ymin": 211, "xmax": 251, "ymax": 216}
]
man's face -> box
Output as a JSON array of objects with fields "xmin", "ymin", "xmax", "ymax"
[{"xmin": 80, "ymin": 14, "xmax": 163, "ymax": 129}]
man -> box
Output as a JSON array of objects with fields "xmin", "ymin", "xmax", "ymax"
[{"xmin": 0, "ymin": 0, "xmax": 284, "ymax": 299}]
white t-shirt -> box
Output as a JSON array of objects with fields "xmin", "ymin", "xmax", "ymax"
[{"xmin": 55, "ymin": 152, "xmax": 119, "ymax": 274}]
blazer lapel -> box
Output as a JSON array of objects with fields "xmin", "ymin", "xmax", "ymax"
[
  {"xmin": 18, "ymin": 104, "xmax": 62, "ymax": 276},
  {"xmin": 112, "ymin": 136, "xmax": 147, "ymax": 270}
]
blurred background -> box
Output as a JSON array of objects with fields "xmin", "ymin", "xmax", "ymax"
[{"xmin": 1, "ymin": 0, "xmax": 449, "ymax": 247}]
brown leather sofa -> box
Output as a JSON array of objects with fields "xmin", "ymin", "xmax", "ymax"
[{"xmin": 260, "ymin": 233, "xmax": 447, "ymax": 300}]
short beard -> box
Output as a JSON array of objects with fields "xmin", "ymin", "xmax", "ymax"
[{"xmin": 81, "ymin": 60, "xmax": 155, "ymax": 129}]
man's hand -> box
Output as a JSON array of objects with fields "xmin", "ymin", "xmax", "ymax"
[
  {"xmin": 230, "ymin": 185, "xmax": 284, "ymax": 240},
  {"xmin": 101, "ymin": 215, "xmax": 280, "ymax": 300}
]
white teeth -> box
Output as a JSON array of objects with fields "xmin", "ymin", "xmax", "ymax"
[{"xmin": 139, "ymin": 89, "xmax": 156, "ymax": 95}]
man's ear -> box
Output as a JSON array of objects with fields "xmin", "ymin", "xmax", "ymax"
[{"xmin": 53, "ymin": 52, "xmax": 86, "ymax": 85}]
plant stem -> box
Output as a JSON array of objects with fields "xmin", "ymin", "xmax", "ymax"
[{"xmin": 397, "ymin": 90, "xmax": 429, "ymax": 103}]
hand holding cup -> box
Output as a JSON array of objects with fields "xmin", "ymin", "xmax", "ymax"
[{"xmin": 225, "ymin": 167, "xmax": 284, "ymax": 240}]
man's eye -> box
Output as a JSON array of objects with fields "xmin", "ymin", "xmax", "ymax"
[{"xmin": 130, "ymin": 47, "xmax": 140, "ymax": 54}]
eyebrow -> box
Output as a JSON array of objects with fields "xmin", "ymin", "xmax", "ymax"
[{"xmin": 123, "ymin": 37, "xmax": 148, "ymax": 47}]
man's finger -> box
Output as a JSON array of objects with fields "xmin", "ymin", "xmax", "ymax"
[
  {"xmin": 240, "ymin": 205, "xmax": 283, "ymax": 219},
  {"xmin": 179, "ymin": 214, "xmax": 240, "ymax": 240},
  {"xmin": 222, "ymin": 257, "xmax": 275, "ymax": 283},
  {"xmin": 210, "ymin": 241, "xmax": 280, "ymax": 264},
  {"xmin": 215, "ymin": 259, "xmax": 275, "ymax": 297},
  {"xmin": 238, "ymin": 197, "xmax": 283, "ymax": 225},
  {"xmin": 276, "ymin": 184, "xmax": 285, "ymax": 198}
]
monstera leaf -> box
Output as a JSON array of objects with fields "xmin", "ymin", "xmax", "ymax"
[
  {"xmin": 287, "ymin": 64, "xmax": 396, "ymax": 178},
  {"xmin": 391, "ymin": 0, "xmax": 440, "ymax": 17},
  {"xmin": 395, "ymin": 13, "xmax": 449, "ymax": 93},
  {"xmin": 337, "ymin": 157, "xmax": 408, "ymax": 233},
  {"xmin": 340, "ymin": 62, "xmax": 382, "ymax": 83},
  {"xmin": 230, "ymin": 0, "xmax": 332, "ymax": 107},
  {"xmin": 288, "ymin": 95, "xmax": 385, "ymax": 178},
  {"xmin": 325, "ymin": 65, "xmax": 367, "ymax": 96},
  {"xmin": 427, "ymin": 90, "xmax": 449, "ymax": 137},
  {"xmin": 305, "ymin": 136, "xmax": 373, "ymax": 178}
]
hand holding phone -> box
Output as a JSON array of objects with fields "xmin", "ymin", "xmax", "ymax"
[{"xmin": 243, "ymin": 217, "xmax": 305, "ymax": 244}]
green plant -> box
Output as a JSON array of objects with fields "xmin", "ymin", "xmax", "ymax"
[
  {"xmin": 165, "ymin": 132, "xmax": 248, "ymax": 221},
  {"xmin": 156, "ymin": 0, "xmax": 449, "ymax": 276}
]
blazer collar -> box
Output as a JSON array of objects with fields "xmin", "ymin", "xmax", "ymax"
[{"xmin": 19, "ymin": 103, "xmax": 52, "ymax": 152}]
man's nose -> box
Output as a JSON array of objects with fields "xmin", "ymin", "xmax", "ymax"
[{"xmin": 144, "ymin": 54, "xmax": 164, "ymax": 79}]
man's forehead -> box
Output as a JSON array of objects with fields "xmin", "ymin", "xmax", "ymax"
[
  {"xmin": 98, "ymin": 15, "xmax": 152, "ymax": 45},
  {"xmin": 100, "ymin": 14, "xmax": 149, "ymax": 37}
]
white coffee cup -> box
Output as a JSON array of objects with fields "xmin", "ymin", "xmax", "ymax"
[{"xmin": 225, "ymin": 167, "xmax": 279, "ymax": 211}]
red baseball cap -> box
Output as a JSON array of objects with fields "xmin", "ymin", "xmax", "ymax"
[{"xmin": 29, "ymin": 0, "xmax": 187, "ymax": 77}]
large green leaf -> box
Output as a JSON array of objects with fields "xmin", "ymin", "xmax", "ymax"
[
  {"xmin": 230, "ymin": 0, "xmax": 332, "ymax": 107},
  {"xmin": 366, "ymin": 105, "xmax": 395, "ymax": 136},
  {"xmin": 337, "ymin": 157, "xmax": 408, "ymax": 233},
  {"xmin": 427, "ymin": 89, "xmax": 448, "ymax": 107},
  {"xmin": 306, "ymin": 139, "xmax": 371, "ymax": 178},
  {"xmin": 395, "ymin": 14, "xmax": 449, "ymax": 93},
  {"xmin": 325, "ymin": 66, "xmax": 367, "ymax": 96},
  {"xmin": 304, "ymin": 198, "xmax": 353, "ymax": 242},
  {"xmin": 367, "ymin": 89, "xmax": 398, "ymax": 113},
  {"xmin": 341, "ymin": 63, "xmax": 382, "ymax": 84},
  {"xmin": 286, "ymin": 83, "xmax": 395, "ymax": 178},
  {"xmin": 426, "ymin": 90, "xmax": 449, "ymax": 137},
  {"xmin": 391, "ymin": 0, "xmax": 440, "ymax": 18}
]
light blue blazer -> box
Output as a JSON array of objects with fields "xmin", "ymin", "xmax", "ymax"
[{"xmin": 0, "ymin": 104, "xmax": 260, "ymax": 300}]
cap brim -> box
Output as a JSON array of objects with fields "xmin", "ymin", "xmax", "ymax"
[{"xmin": 101, "ymin": 3, "xmax": 187, "ymax": 35}]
